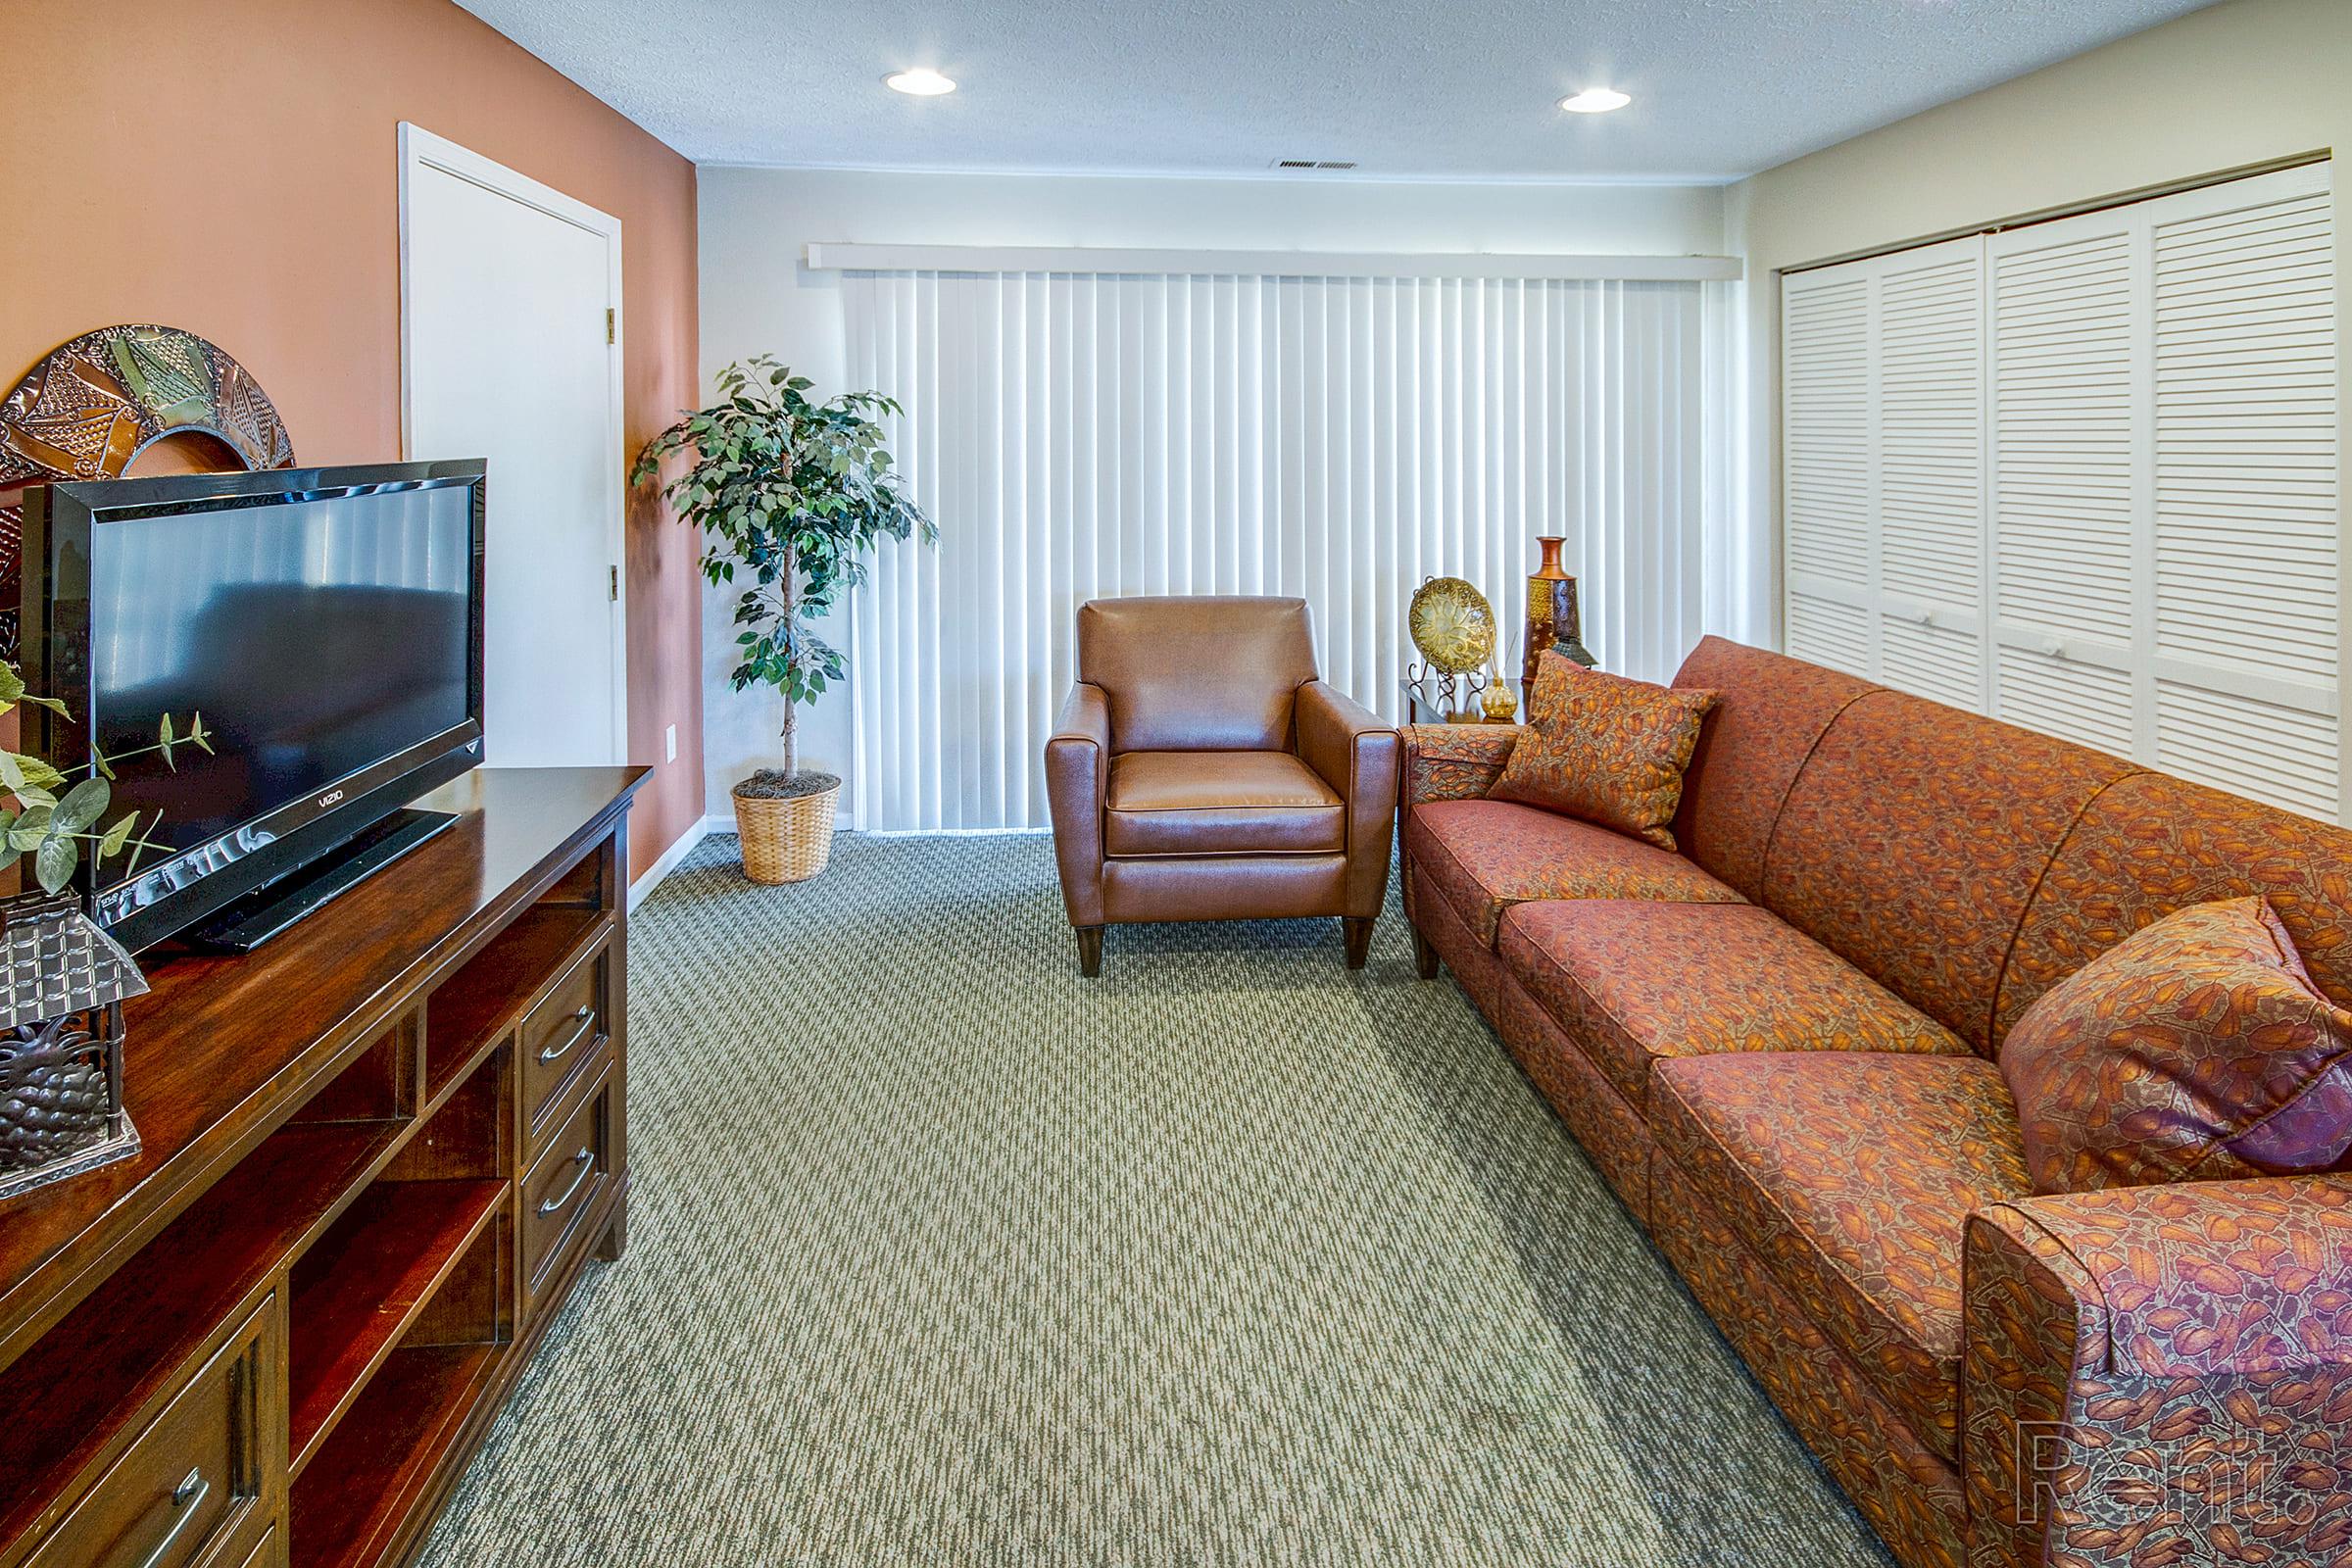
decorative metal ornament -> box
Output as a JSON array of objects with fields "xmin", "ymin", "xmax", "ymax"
[
  {"xmin": 0, "ymin": 326, "xmax": 297, "ymax": 662},
  {"xmin": 0, "ymin": 893, "xmax": 150, "ymax": 1200},
  {"xmin": 1407, "ymin": 575, "xmax": 1497, "ymax": 675}
]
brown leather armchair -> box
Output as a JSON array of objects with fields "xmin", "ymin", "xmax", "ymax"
[{"xmin": 1045, "ymin": 595, "xmax": 1399, "ymax": 976}]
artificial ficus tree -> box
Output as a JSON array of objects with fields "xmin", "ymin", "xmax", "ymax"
[{"xmin": 634, "ymin": 357, "xmax": 933, "ymax": 782}]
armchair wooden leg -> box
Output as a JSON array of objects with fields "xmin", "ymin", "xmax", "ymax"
[
  {"xmin": 1075, "ymin": 925, "xmax": 1104, "ymax": 978},
  {"xmin": 1411, "ymin": 923, "xmax": 1439, "ymax": 979},
  {"xmin": 1343, "ymin": 916, "xmax": 1374, "ymax": 970}
]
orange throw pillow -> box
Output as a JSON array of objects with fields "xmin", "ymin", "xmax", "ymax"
[
  {"xmin": 2000, "ymin": 897, "xmax": 2352, "ymax": 1195},
  {"xmin": 1490, "ymin": 652, "xmax": 1717, "ymax": 851}
]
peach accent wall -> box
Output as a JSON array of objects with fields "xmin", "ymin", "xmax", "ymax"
[{"xmin": 1, "ymin": 0, "xmax": 704, "ymax": 875}]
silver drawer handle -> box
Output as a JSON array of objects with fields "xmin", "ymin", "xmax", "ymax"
[
  {"xmin": 137, "ymin": 1468, "xmax": 209, "ymax": 1568},
  {"xmin": 538, "ymin": 1006, "xmax": 596, "ymax": 1065},
  {"xmin": 538, "ymin": 1148, "xmax": 595, "ymax": 1215}
]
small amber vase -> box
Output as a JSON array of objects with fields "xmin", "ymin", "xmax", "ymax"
[{"xmin": 1522, "ymin": 536, "xmax": 1596, "ymax": 686}]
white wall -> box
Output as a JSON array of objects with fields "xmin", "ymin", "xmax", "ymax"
[
  {"xmin": 1729, "ymin": 0, "xmax": 2352, "ymax": 650},
  {"xmin": 697, "ymin": 168, "xmax": 1729, "ymax": 814}
]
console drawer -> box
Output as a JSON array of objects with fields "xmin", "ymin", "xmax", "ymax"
[
  {"xmin": 27, "ymin": 1296, "xmax": 276, "ymax": 1568},
  {"xmin": 520, "ymin": 1071, "xmax": 612, "ymax": 1300},
  {"xmin": 519, "ymin": 939, "xmax": 610, "ymax": 1149}
]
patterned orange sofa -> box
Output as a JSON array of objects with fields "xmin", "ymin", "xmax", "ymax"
[{"xmin": 1401, "ymin": 635, "xmax": 2352, "ymax": 1568}]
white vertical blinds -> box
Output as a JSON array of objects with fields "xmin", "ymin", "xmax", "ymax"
[
  {"xmin": 844, "ymin": 270, "xmax": 1736, "ymax": 832},
  {"xmin": 1783, "ymin": 163, "xmax": 2343, "ymax": 822}
]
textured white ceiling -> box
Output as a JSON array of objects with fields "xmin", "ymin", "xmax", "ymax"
[{"xmin": 459, "ymin": 0, "xmax": 2223, "ymax": 181}]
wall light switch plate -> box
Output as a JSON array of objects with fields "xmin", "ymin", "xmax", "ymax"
[{"xmin": 665, "ymin": 723, "xmax": 677, "ymax": 762}]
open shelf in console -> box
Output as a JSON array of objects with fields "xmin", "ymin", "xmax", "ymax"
[
  {"xmin": 288, "ymin": 1343, "xmax": 503, "ymax": 1568},
  {"xmin": 423, "ymin": 904, "xmax": 604, "ymax": 1110},
  {"xmin": 288, "ymin": 1044, "xmax": 513, "ymax": 1476},
  {"xmin": 286, "ymin": 1178, "xmax": 504, "ymax": 1474}
]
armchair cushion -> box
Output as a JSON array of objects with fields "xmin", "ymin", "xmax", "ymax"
[
  {"xmin": 1104, "ymin": 751, "xmax": 1344, "ymax": 857},
  {"xmin": 2000, "ymin": 896, "xmax": 2352, "ymax": 1195},
  {"xmin": 1077, "ymin": 595, "xmax": 1318, "ymax": 752},
  {"xmin": 1403, "ymin": 798, "xmax": 1743, "ymax": 948},
  {"xmin": 1492, "ymin": 652, "xmax": 1717, "ymax": 851},
  {"xmin": 1652, "ymin": 1052, "xmax": 2034, "ymax": 1458}
]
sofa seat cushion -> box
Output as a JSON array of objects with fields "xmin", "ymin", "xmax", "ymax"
[
  {"xmin": 1105, "ymin": 751, "xmax": 1344, "ymax": 857},
  {"xmin": 1499, "ymin": 902, "xmax": 1970, "ymax": 1111},
  {"xmin": 1651, "ymin": 1052, "xmax": 2034, "ymax": 1460},
  {"xmin": 1404, "ymin": 798, "xmax": 1743, "ymax": 948}
]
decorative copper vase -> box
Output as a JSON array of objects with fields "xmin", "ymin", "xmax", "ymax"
[{"xmin": 1522, "ymin": 535, "xmax": 1597, "ymax": 687}]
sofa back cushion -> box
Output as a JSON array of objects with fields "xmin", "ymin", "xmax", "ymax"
[
  {"xmin": 2000, "ymin": 897, "xmax": 2352, "ymax": 1194},
  {"xmin": 1078, "ymin": 596, "xmax": 1319, "ymax": 753},
  {"xmin": 1998, "ymin": 769, "xmax": 2352, "ymax": 1040},
  {"xmin": 1762, "ymin": 690, "xmax": 2137, "ymax": 1054},
  {"xmin": 1669, "ymin": 636, "xmax": 1881, "ymax": 901}
]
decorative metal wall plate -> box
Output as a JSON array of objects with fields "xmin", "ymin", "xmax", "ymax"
[
  {"xmin": 0, "ymin": 326, "xmax": 296, "ymax": 662},
  {"xmin": 1407, "ymin": 575, "xmax": 1497, "ymax": 675}
]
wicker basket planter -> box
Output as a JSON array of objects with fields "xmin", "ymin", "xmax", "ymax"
[{"xmin": 733, "ymin": 773, "xmax": 840, "ymax": 885}]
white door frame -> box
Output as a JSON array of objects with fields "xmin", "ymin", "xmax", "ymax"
[{"xmin": 396, "ymin": 122, "xmax": 628, "ymax": 763}]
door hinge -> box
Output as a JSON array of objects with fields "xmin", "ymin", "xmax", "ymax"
[
  {"xmin": 606, "ymin": 308, "xmax": 615, "ymax": 345},
  {"xmin": 610, "ymin": 564, "xmax": 620, "ymax": 602}
]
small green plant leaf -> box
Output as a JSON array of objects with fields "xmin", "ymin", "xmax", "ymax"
[
  {"xmin": 9, "ymin": 805, "xmax": 53, "ymax": 851},
  {"xmin": 32, "ymin": 834, "xmax": 74, "ymax": 894},
  {"xmin": 54, "ymin": 776, "xmax": 109, "ymax": 834}
]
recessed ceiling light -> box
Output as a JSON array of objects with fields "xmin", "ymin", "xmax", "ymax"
[
  {"xmin": 1559, "ymin": 87, "xmax": 1631, "ymax": 114},
  {"xmin": 884, "ymin": 68, "xmax": 956, "ymax": 97}
]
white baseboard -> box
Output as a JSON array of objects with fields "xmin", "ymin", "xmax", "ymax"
[{"xmin": 628, "ymin": 816, "xmax": 711, "ymax": 910}]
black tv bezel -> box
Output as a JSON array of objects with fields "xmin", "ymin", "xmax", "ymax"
[{"xmin": 20, "ymin": 460, "xmax": 488, "ymax": 952}]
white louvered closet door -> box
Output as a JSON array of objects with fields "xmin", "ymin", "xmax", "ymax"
[
  {"xmin": 1987, "ymin": 206, "xmax": 2142, "ymax": 757},
  {"xmin": 2147, "ymin": 175, "xmax": 2340, "ymax": 820},
  {"xmin": 1877, "ymin": 240, "xmax": 1987, "ymax": 709},
  {"xmin": 1782, "ymin": 161, "xmax": 2341, "ymax": 823},
  {"xmin": 1782, "ymin": 267, "xmax": 1875, "ymax": 674},
  {"xmin": 1783, "ymin": 234, "xmax": 1987, "ymax": 708}
]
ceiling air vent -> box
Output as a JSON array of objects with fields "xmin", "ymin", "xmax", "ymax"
[{"xmin": 1271, "ymin": 159, "xmax": 1357, "ymax": 171}]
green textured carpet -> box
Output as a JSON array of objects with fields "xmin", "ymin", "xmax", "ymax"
[{"xmin": 417, "ymin": 833, "xmax": 1891, "ymax": 1567}]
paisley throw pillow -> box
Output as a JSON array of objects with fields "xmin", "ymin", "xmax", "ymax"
[
  {"xmin": 1490, "ymin": 652, "xmax": 1716, "ymax": 851},
  {"xmin": 2000, "ymin": 896, "xmax": 2352, "ymax": 1195}
]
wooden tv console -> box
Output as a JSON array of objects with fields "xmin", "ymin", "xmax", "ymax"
[{"xmin": 0, "ymin": 766, "xmax": 646, "ymax": 1568}]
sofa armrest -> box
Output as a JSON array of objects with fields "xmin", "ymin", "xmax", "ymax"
[
  {"xmin": 1296, "ymin": 681, "xmax": 1400, "ymax": 920},
  {"xmin": 1044, "ymin": 682, "xmax": 1112, "ymax": 926},
  {"xmin": 1399, "ymin": 722, "xmax": 1520, "ymax": 817},
  {"xmin": 1962, "ymin": 1178, "xmax": 2352, "ymax": 1568}
]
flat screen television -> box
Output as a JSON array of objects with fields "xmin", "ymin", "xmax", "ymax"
[{"xmin": 20, "ymin": 461, "xmax": 487, "ymax": 952}]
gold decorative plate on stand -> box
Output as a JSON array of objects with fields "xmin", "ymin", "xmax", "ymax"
[{"xmin": 1407, "ymin": 576, "xmax": 1496, "ymax": 674}]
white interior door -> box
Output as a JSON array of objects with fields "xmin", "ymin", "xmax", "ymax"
[{"xmin": 399, "ymin": 123, "xmax": 625, "ymax": 768}]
